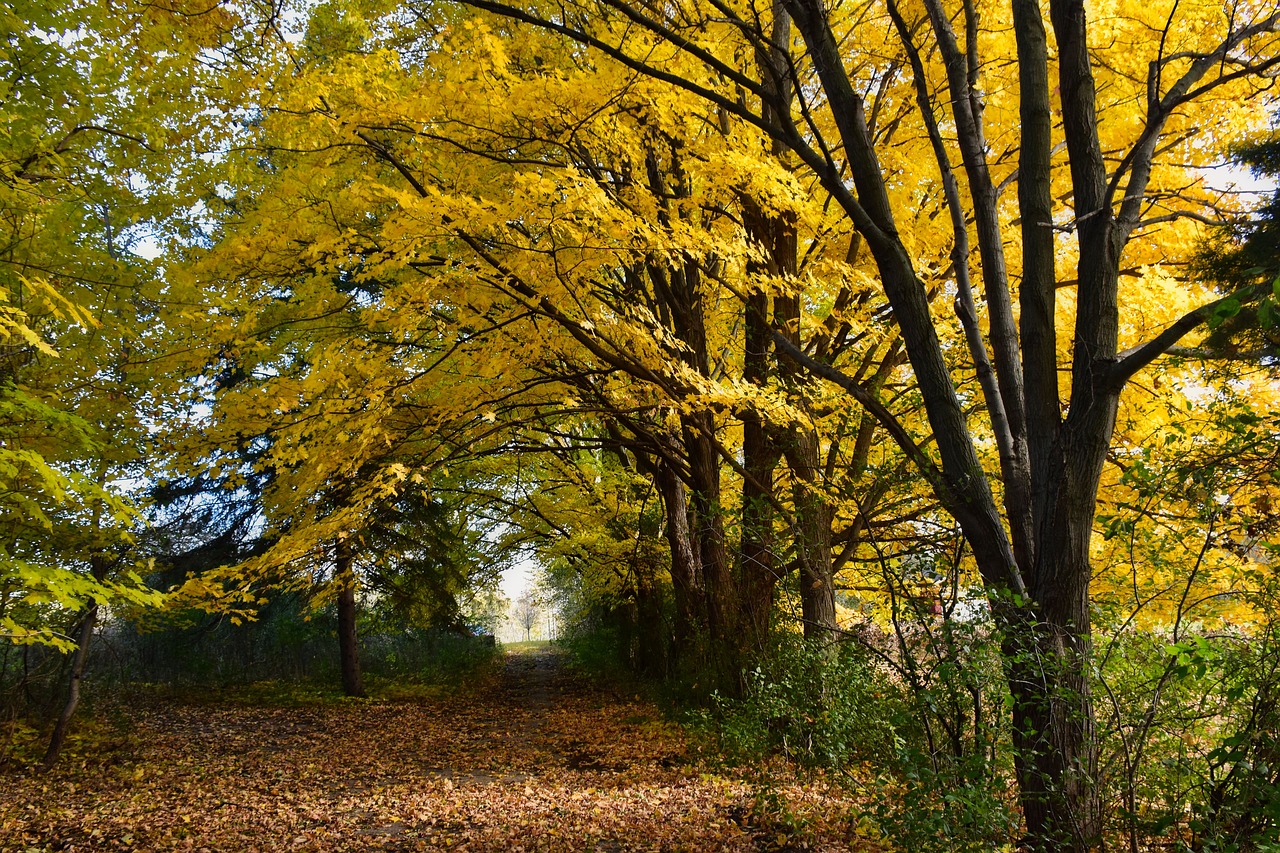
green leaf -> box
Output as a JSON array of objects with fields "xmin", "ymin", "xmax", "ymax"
[
  {"xmin": 1260, "ymin": 297, "xmax": 1277, "ymax": 330},
  {"xmin": 1208, "ymin": 297, "xmax": 1242, "ymax": 329}
]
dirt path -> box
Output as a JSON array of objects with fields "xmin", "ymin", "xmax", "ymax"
[{"xmin": 0, "ymin": 649, "xmax": 868, "ymax": 851}]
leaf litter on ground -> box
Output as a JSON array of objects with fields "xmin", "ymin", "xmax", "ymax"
[{"xmin": 0, "ymin": 649, "xmax": 884, "ymax": 851}]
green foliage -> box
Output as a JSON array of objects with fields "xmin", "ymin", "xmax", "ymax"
[
  {"xmin": 690, "ymin": 631, "xmax": 1018, "ymax": 849},
  {"xmin": 360, "ymin": 485, "xmax": 506, "ymax": 633},
  {"xmin": 0, "ymin": 718, "xmax": 45, "ymax": 769},
  {"xmin": 1195, "ymin": 131, "xmax": 1280, "ymax": 356},
  {"xmin": 692, "ymin": 636, "xmax": 901, "ymax": 769},
  {"xmin": 863, "ymin": 751, "xmax": 1019, "ymax": 853},
  {"xmin": 1097, "ymin": 606, "xmax": 1280, "ymax": 851},
  {"xmin": 360, "ymin": 606, "xmax": 500, "ymax": 685},
  {"xmin": 363, "ymin": 629, "xmax": 499, "ymax": 686},
  {"xmin": 557, "ymin": 625, "xmax": 628, "ymax": 678},
  {"xmin": 741, "ymin": 781, "xmax": 813, "ymax": 849},
  {"xmin": 102, "ymin": 592, "xmax": 497, "ymax": 689},
  {"xmin": 0, "ymin": 0, "xmax": 269, "ymax": 655},
  {"xmin": 1089, "ymin": 386, "xmax": 1280, "ymax": 850}
]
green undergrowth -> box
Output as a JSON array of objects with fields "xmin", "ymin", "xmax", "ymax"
[
  {"xmin": 1, "ymin": 700, "xmax": 139, "ymax": 772},
  {"xmin": 502, "ymin": 640, "xmax": 555, "ymax": 652},
  {"xmin": 686, "ymin": 634, "xmax": 1019, "ymax": 852},
  {"xmin": 124, "ymin": 639, "xmax": 503, "ymax": 708},
  {"xmin": 554, "ymin": 628, "xmax": 674, "ymax": 712}
]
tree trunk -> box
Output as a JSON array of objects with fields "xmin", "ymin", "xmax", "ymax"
[
  {"xmin": 1006, "ymin": 518, "xmax": 1102, "ymax": 849},
  {"xmin": 738, "ymin": 237, "xmax": 780, "ymax": 660},
  {"xmin": 683, "ymin": 413, "xmax": 740, "ymax": 692},
  {"xmin": 656, "ymin": 450, "xmax": 715, "ymax": 685},
  {"xmin": 1007, "ymin": 620, "xmax": 1100, "ymax": 851},
  {"xmin": 657, "ymin": 452, "xmax": 702, "ymax": 651},
  {"xmin": 787, "ymin": 433, "xmax": 837, "ymax": 642},
  {"xmin": 773, "ymin": 255, "xmax": 837, "ymax": 642},
  {"xmin": 1004, "ymin": 409, "xmax": 1113, "ymax": 849},
  {"xmin": 779, "ymin": 1, "xmax": 1100, "ymax": 844},
  {"xmin": 738, "ymin": 394, "xmax": 778, "ymax": 657},
  {"xmin": 42, "ymin": 553, "xmax": 110, "ymax": 770},
  {"xmin": 335, "ymin": 536, "xmax": 364, "ymax": 698},
  {"xmin": 41, "ymin": 600, "xmax": 99, "ymax": 770}
]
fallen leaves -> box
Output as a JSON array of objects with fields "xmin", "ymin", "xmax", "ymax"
[{"xmin": 1, "ymin": 651, "xmax": 878, "ymax": 851}]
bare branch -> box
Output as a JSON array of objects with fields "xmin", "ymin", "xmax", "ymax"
[{"xmin": 1107, "ymin": 281, "xmax": 1272, "ymax": 388}]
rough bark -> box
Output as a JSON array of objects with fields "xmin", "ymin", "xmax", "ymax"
[
  {"xmin": 743, "ymin": 17, "xmax": 840, "ymax": 638},
  {"xmin": 657, "ymin": 452, "xmax": 703, "ymax": 663},
  {"xmin": 738, "ymin": 286, "xmax": 779, "ymax": 655},
  {"xmin": 774, "ymin": 292, "xmax": 838, "ymax": 642},
  {"xmin": 785, "ymin": 432, "xmax": 837, "ymax": 641},
  {"xmin": 335, "ymin": 536, "xmax": 364, "ymax": 698},
  {"xmin": 683, "ymin": 411, "xmax": 739, "ymax": 690}
]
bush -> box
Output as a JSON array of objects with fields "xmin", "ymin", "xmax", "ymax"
[
  {"xmin": 691, "ymin": 628, "xmax": 1018, "ymax": 852},
  {"xmin": 1097, "ymin": 619, "xmax": 1280, "ymax": 851},
  {"xmin": 557, "ymin": 624, "xmax": 625, "ymax": 676},
  {"xmin": 363, "ymin": 626, "xmax": 499, "ymax": 684},
  {"xmin": 864, "ymin": 750, "xmax": 1019, "ymax": 853},
  {"xmin": 694, "ymin": 635, "xmax": 901, "ymax": 769}
]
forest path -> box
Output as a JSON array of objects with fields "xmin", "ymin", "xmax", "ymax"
[{"xmin": 0, "ymin": 648, "xmax": 869, "ymax": 851}]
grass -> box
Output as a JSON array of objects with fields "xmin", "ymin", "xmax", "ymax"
[{"xmin": 501, "ymin": 640, "xmax": 555, "ymax": 653}]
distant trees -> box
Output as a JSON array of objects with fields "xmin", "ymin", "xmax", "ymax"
[{"xmin": 515, "ymin": 592, "xmax": 540, "ymax": 643}]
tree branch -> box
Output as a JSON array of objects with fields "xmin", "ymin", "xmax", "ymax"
[{"xmin": 1106, "ymin": 281, "xmax": 1271, "ymax": 388}]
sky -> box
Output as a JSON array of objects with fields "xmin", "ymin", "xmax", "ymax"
[{"xmin": 500, "ymin": 559, "xmax": 537, "ymax": 602}]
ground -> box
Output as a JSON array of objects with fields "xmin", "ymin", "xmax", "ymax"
[{"xmin": 0, "ymin": 648, "xmax": 875, "ymax": 851}]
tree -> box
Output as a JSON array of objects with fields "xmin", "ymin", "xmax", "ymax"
[
  {"xmin": 515, "ymin": 590, "xmax": 540, "ymax": 642},
  {"xmin": 0, "ymin": 0, "xmax": 265, "ymax": 764},
  {"xmin": 417, "ymin": 0, "xmax": 1279, "ymax": 846},
  {"xmin": 184, "ymin": 0, "xmax": 1278, "ymax": 843},
  {"xmin": 197, "ymin": 3, "xmax": 930, "ymax": 695},
  {"xmin": 1194, "ymin": 130, "xmax": 1280, "ymax": 359},
  {"xmin": 169, "ymin": 139, "xmax": 525, "ymax": 693}
]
